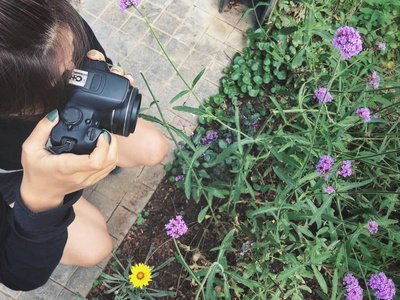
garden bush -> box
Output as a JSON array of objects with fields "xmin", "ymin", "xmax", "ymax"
[{"xmin": 102, "ymin": 0, "xmax": 400, "ymax": 299}]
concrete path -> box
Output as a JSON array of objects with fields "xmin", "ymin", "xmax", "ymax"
[{"xmin": 0, "ymin": 0, "xmax": 254, "ymax": 298}]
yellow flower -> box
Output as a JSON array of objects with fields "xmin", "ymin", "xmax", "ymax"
[
  {"xmin": 129, "ymin": 263, "xmax": 152, "ymax": 289},
  {"xmin": 387, "ymin": 61, "xmax": 394, "ymax": 69}
]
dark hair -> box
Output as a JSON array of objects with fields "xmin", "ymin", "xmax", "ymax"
[{"xmin": 0, "ymin": 0, "xmax": 89, "ymax": 119}]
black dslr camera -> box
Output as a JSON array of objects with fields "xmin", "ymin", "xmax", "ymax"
[{"xmin": 48, "ymin": 59, "xmax": 141, "ymax": 155}]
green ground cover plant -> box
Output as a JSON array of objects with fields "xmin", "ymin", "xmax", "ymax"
[{"xmin": 101, "ymin": 0, "xmax": 400, "ymax": 299}]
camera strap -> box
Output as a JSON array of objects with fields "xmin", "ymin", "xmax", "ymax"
[{"xmin": 47, "ymin": 140, "xmax": 76, "ymax": 155}]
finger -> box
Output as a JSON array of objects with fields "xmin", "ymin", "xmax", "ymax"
[
  {"xmin": 125, "ymin": 73, "xmax": 135, "ymax": 86},
  {"xmin": 57, "ymin": 133, "xmax": 115, "ymax": 174},
  {"xmin": 110, "ymin": 65, "xmax": 124, "ymax": 76},
  {"xmin": 87, "ymin": 49, "xmax": 106, "ymax": 61},
  {"xmin": 23, "ymin": 109, "xmax": 59, "ymax": 151}
]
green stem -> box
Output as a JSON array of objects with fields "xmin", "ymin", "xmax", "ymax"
[
  {"xmin": 135, "ymin": 7, "xmax": 252, "ymax": 140},
  {"xmin": 173, "ymin": 238, "xmax": 206, "ymax": 298}
]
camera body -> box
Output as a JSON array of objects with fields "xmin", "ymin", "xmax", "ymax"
[{"xmin": 48, "ymin": 59, "xmax": 141, "ymax": 155}]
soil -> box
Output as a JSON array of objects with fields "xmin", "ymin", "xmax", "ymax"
[{"xmin": 87, "ymin": 174, "xmax": 241, "ymax": 299}]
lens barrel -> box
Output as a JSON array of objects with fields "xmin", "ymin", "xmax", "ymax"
[{"xmin": 109, "ymin": 86, "xmax": 141, "ymax": 136}]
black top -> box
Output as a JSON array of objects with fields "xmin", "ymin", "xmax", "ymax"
[{"xmin": 0, "ymin": 17, "xmax": 108, "ymax": 291}]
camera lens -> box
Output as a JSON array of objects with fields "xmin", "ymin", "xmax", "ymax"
[{"xmin": 109, "ymin": 87, "xmax": 142, "ymax": 136}]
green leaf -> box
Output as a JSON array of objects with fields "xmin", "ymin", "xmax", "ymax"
[
  {"xmin": 170, "ymin": 90, "xmax": 189, "ymax": 104},
  {"xmin": 312, "ymin": 265, "xmax": 328, "ymax": 294},
  {"xmin": 198, "ymin": 206, "xmax": 209, "ymax": 223},
  {"xmin": 173, "ymin": 106, "xmax": 207, "ymax": 116},
  {"xmin": 279, "ymin": 26, "xmax": 298, "ymax": 35},
  {"xmin": 276, "ymin": 265, "xmax": 304, "ymax": 282},
  {"xmin": 192, "ymin": 68, "xmax": 205, "ymax": 88},
  {"xmin": 292, "ymin": 48, "xmax": 305, "ymax": 68},
  {"xmin": 270, "ymin": 96, "xmax": 287, "ymax": 123},
  {"xmin": 338, "ymin": 179, "xmax": 372, "ymax": 192},
  {"xmin": 184, "ymin": 169, "xmax": 192, "ymax": 199},
  {"xmin": 331, "ymin": 269, "xmax": 338, "ymax": 300},
  {"xmin": 309, "ymin": 197, "xmax": 332, "ymax": 226}
]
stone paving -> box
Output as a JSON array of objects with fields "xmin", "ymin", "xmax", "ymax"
[{"xmin": 0, "ymin": 0, "xmax": 255, "ymax": 299}]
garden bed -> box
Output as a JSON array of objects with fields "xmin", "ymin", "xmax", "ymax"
[{"xmin": 88, "ymin": 0, "xmax": 400, "ymax": 299}]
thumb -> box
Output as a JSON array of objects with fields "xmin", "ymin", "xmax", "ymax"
[{"xmin": 24, "ymin": 109, "xmax": 59, "ymax": 150}]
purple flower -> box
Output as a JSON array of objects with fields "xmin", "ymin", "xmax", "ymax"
[
  {"xmin": 119, "ymin": 0, "xmax": 140, "ymax": 12},
  {"xmin": 356, "ymin": 108, "xmax": 371, "ymax": 122},
  {"xmin": 332, "ymin": 26, "xmax": 363, "ymax": 59},
  {"xmin": 338, "ymin": 160, "xmax": 353, "ymax": 178},
  {"xmin": 377, "ymin": 42, "xmax": 386, "ymax": 51},
  {"xmin": 277, "ymin": 40, "xmax": 283, "ymax": 45},
  {"xmin": 368, "ymin": 272, "xmax": 396, "ymax": 300},
  {"xmin": 343, "ymin": 274, "xmax": 363, "ymax": 300},
  {"xmin": 165, "ymin": 215, "xmax": 188, "ymax": 239},
  {"xmin": 316, "ymin": 155, "xmax": 334, "ymax": 180},
  {"xmin": 367, "ymin": 220, "xmax": 379, "ymax": 234},
  {"xmin": 368, "ymin": 71, "xmax": 380, "ymax": 89},
  {"xmin": 239, "ymin": 241, "xmax": 250, "ymax": 256},
  {"xmin": 175, "ymin": 174, "xmax": 185, "ymax": 182},
  {"xmin": 200, "ymin": 131, "xmax": 219, "ymax": 145},
  {"xmin": 325, "ymin": 186, "xmax": 335, "ymax": 194},
  {"xmin": 226, "ymin": 138, "xmax": 231, "ymax": 145},
  {"xmin": 314, "ymin": 87, "xmax": 334, "ymax": 104},
  {"xmin": 253, "ymin": 120, "xmax": 259, "ymax": 128}
]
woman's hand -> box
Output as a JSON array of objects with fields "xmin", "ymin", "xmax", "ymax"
[
  {"xmin": 20, "ymin": 110, "xmax": 118, "ymax": 212},
  {"xmin": 87, "ymin": 50, "xmax": 134, "ymax": 86}
]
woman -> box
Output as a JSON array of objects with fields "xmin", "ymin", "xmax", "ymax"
[{"xmin": 0, "ymin": 0, "xmax": 168, "ymax": 291}]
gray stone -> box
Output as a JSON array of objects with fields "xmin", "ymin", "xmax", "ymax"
[
  {"xmin": 141, "ymin": 28, "xmax": 172, "ymax": 53},
  {"xmin": 56, "ymin": 288, "xmax": 81, "ymax": 300},
  {"xmin": 81, "ymin": 0, "xmax": 110, "ymax": 16},
  {"xmin": 0, "ymin": 292, "xmax": 13, "ymax": 300},
  {"xmin": 121, "ymin": 182, "xmax": 155, "ymax": 213},
  {"xmin": 66, "ymin": 266, "xmax": 102, "ymax": 297},
  {"xmin": 137, "ymin": 164, "xmax": 166, "ymax": 189},
  {"xmin": 51, "ymin": 264, "xmax": 79, "ymax": 286},
  {"xmin": 186, "ymin": 7, "xmax": 215, "ymax": 29},
  {"xmin": 206, "ymin": 17, "xmax": 235, "ymax": 42},
  {"xmin": 153, "ymin": 11, "xmax": 182, "ymax": 35},
  {"xmin": 226, "ymin": 28, "xmax": 248, "ymax": 52},
  {"xmin": 107, "ymin": 206, "xmax": 138, "ymax": 242},
  {"xmin": 19, "ymin": 280, "xmax": 62, "ymax": 300},
  {"xmin": 166, "ymin": 0, "xmax": 194, "ymax": 19},
  {"xmin": 173, "ymin": 22, "xmax": 205, "ymax": 47},
  {"xmin": 164, "ymin": 38, "xmax": 192, "ymax": 66},
  {"xmin": 120, "ymin": 15, "xmax": 150, "ymax": 41},
  {"xmin": 99, "ymin": 2, "xmax": 131, "ymax": 29},
  {"xmin": 194, "ymin": 33, "xmax": 224, "ymax": 57},
  {"xmin": 148, "ymin": 54, "xmax": 176, "ymax": 82},
  {"xmin": 94, "ymin": 167, "xmax": 143, "ymax": 201},
  {"xmin": 0, "ymin": 284, "xmax": 21, "ymax": 299}
]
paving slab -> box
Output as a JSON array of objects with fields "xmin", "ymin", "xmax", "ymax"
[{"xmin": 0, "ymin": 0, "xmax": 254, "ymax": 298}]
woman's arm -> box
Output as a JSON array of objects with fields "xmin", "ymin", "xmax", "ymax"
[{"xmin": 0, "ymin": 112, "xmax": 118, "ymax": 291}]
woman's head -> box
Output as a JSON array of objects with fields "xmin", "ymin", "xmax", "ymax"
[{"xmin": 0, "ymin": 0, "xmax": 89, "ymax": 119}]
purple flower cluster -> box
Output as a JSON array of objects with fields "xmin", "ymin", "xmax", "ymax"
[
  {"xmin": 119, "ymin": 0, "xmax": 139, "ymax": 12},
  {"xmin": 368, "ymin": 71, "xmax": 380, "ymax": 89},
  {"xmin": 165, "ymin": 215, "xmax": 188, "ymax": 239},
  {"xmin": 343, "ymin": 274, "xmax": 363, "ymax": 300},
  {"xmin": 338, "ymin": 160, "xmax": 352, "ymax": 178},
  {"xmin": 226, "ymin": 137, "xmax": 231, "ymax": 145},
  {"xmin": 332, "ymin": 26, "xmax": 363, "ymax": 60},
  {"xmin": 325, "ymin": 186, "xmax": 335, "ymax": 194},
  {"xmin": 201, "ymin": 131, "xmax": 219, "ymax": 146},
  {"xmin": 367, "ymin": 220, "xmax": 379, "ymax": 234},
  {"xmin": 368, "ymin": 272, "xmax": 396, "ymax": 300},
  {"xmin": 316, "ymin": 155, "xmax": 334, "ymax": 180},
  {"xmin": 314, "ymin": 87, "xmax": 334, "ymax": 104},
  {"xmin": 239, "ymin": 241, "xmax": 250, "ymax": 256},
  {"xmin": 377, "ymin": 42, "xmax": 386, "ymax": 51},
  {"xmin": 177, "ymin": 119, "xmax": 192, "ymax": 128},
  {"xmin": 175, "ymin": 174, "xmax": 185, "ymax": 182},
  {"xmin": 252, "ymin": 120, "xmax": 259, "ymax": 128},
  {"xmin": 356, "ymin": 108, "xmax": 371, "ymax": 122}
]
